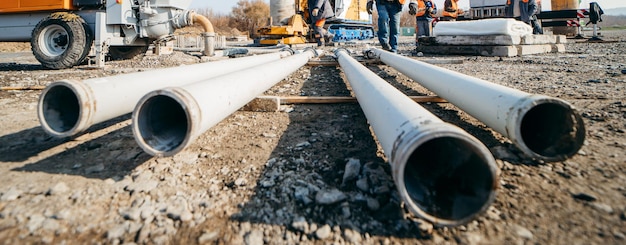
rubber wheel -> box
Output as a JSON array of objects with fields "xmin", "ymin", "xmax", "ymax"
[
  {"xmin": 31, "ymin": 12, "xmax": 92, "ymax": 70},
  {"xmin": 108, "ymin": 46, "xmax": 149, "ymax": 60}
]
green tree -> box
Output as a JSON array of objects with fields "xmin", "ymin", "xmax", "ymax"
[{"xmin": 230, "ymin": 0, "xmax": 270, "ymax": 37}]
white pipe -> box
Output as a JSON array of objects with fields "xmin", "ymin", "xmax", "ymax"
[
  {"xmin": 38, "ymin": 50, "xmax": 294, "ymax": 138},
  {"xmin": 132, "ymin": 49, "xmax": 321, "ymax": 157},
  {"xmin": 335, "ymin": 49, "xmax": 498, "ymax": 227},
  {"xmin": 368, "ymin": 48, "xmax": 585, "ymax": 162}
]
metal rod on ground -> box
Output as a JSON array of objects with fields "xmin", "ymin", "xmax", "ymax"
[
  {"xmin": 368, "ymin": 48, "xmax": 585, "ymax": 162},
  {"xmin": 335, "ymin": 49, "xmax": 498, "ymax": 227},
  {"xmin": 132, "ymin": 49, "xmax": 322, "ymax": 157},
  {"xmin": 38, "ymin": 50, "xmax": 294, "ymax": 138}
]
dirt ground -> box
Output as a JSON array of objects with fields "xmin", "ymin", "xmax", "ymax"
[{"xmin": 0, "ymin": 30, "xmax": 625, "ymax": 245}]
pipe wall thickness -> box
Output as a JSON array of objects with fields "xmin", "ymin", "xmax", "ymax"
[
  {"xmin": 38, "ymin": 50, "xmax": 293, "ymax": 138},
  {"xmin": 336, "ymin": 49, "xmax": 498, "ymax": 227},
  {"xmin": 369, "ymin": 48, "xmax": 585, "ymax": 162},
  {"xmin": 132, "ymin": 49, "xmax": 320, "ymax": 157}
]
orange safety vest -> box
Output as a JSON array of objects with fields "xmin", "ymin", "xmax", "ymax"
[
  {"xmin": 415, "ymin": 0, "xmax": 436, "ymax": 17},
  {"xmin": 443, "ymin": 0, "xmax": 458, "ymax": 18},
  {"xmin": 416, "ymin": 0, "xmax": 427, "ymax": 16},
  {"xmin": 376, "ymin": 0, "xmax": 407, "ymax": 5}
]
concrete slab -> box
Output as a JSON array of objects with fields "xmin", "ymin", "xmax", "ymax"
[
  {"xmin": 421, "ymin": 35, "xmax": 521, "ymax": 46},
  {"xmin": 517, "ymin": 44, "xmax": 553, "ymax": 55},
  {"xmin": 421, "ymin": 34, "xmax": 565, "ymax": 46},
  {"xmin": 415, "ymin": 45, "xmax": 519, "ymax": 56},
  {"xmin": 552, "ymin": 44, "xmax": 566, "ymax": 53},
  {"xmin": 555, "ymin": 35, "xmax": 568, "ymax": 44},
  {"xmin": 520, "ymin": 35, "xmax": 557, "ymax": 45},
  {"xmin": 416, "ymin": 43, "xmax": 565, "ymax": 57}
]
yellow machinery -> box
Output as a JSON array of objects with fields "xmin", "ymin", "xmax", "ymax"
[
  {"xmin": 257, "ymin": 12, "xmax": 310, "ymax": 45},
  {"xmin": 256, "ymin": 0, "xmax": 374, "ymax": 45}
]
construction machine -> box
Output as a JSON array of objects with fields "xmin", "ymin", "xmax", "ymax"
[
  {"xmin": 257, "ymin": 0, "xmax": 374, "ymax": 45},
  {"xmin": 0, "ymin": 0, "xmax": 214, "ymax": 69}
]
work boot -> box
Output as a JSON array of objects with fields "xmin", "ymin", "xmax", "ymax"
[
  {"xmin": 381, "ymin": 43, "xmax": 391, "ymax": 51},
  {"xmin": 317, "ymin": 38, "xmax": 324, "ymax": 47},
  {"xmin": 324, "ymin": 34, "xmax": 335, "ymax": 46}
]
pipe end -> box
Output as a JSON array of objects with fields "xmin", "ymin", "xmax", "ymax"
[
  {"xmin": 132, "ymin": 88, "xmax": 199, "ymax": 157},
  {"xmin": 392, "ymin": 125, "xmax": 498, "ymax": 227},
  {"xmin": 38, "ymin": 80, "xmax": 94, "ymax": 138},
  {"xmin": 512, "ymin": 96, "xmax": 586, "ymax": 162}
]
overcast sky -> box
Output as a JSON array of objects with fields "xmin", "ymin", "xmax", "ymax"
[{"xmin": 189, "ymin": 0, "xmax": 625, "ymax": 14}]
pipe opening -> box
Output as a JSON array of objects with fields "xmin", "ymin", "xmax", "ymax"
[
  {"xmin": 520, "ymin": 103, "xmax": 585, "ymax": 159},
  {"xmin": 403, "ymin": 137, "xmax": 495, "ymax": 222},
  {"xmin": 41, "ymin": 85, "xmax": 80, "ymax": 134},
  {"xmin": 136, "ymin": 95, "xmax": 188, "ymax": 153}
]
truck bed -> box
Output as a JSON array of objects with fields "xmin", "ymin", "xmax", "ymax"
[{"xmin": 0, "ymin": 0, "xmax": 75, "ymax": 13}]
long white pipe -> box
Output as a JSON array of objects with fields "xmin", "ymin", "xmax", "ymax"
[
  {"xmin": 369, "ymin": 48, "xmax": 585, "ymax": 162},
  {"xmin": 335, "ymin": 49, "xmax": 498, "ymax": 227},
  {"xmin": 132, "ymin": 49, "xmax": 321, "ymax": 157},
  {"xmin": 38, "ymin": 50, "xmax": 293, "ymax": 138}
]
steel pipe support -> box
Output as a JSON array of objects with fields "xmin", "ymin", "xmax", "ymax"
[
  {"xmin": 38, "ymin": 51, "xmax": 293, "ymax": 138},
  {"xmin": 132, "ymin": 49, "xmax": 321, "ymax": 157},
  {"xmin": 335, "ymin": 49, "xmax": 498, "ymax": 227},
  {"xmin": 368, "ymin": 48, "xmax": 585, "ymax": 162}
]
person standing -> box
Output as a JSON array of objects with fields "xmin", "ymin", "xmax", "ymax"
[
  {"xmin": 367, "ymin": 0, "xmax": 407, "ymax": 53},
  {"xmin": 506, "ymin": 0, "xmax": 543, "ymax": 34},
  {"xmin": 308, "ymin": 0, "xmax": 335, "ymax": 46},
  {"xmin": 409, "ymin": 0, "xmax": 437, "ymax": 46},
  {"xmin": 441, "ymin": 0, "xmax": 463, "ymax": 21}
]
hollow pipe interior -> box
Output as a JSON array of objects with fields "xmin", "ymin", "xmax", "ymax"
[
  {"xmin": 135, "ymin": 94, "xmax": 189, "ymax": 154},
  {"xmin": 519, "ymin": 101, "xmax": 586, "ymax": 160},
  {"xmin": 400, "ymin": 135, "xmax": 496, "ymax": 225},
  {"xmin": 39, "ymin": 84, "xmax": 81, "ymax": 135}
]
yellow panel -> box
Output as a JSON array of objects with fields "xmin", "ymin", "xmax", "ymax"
[{"xmin": 260, "ymin": 36, "xmax": 307, "ymax": 45}]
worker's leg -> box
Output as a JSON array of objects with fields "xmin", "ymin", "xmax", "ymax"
[
  {"xmin": 388, "ymin": 4, "xmax": 402, "ymax": 52},
  {"xmin": 415, "ymin": 20, "xmax": 428, "ymax": 46},
  {"xmin": 376, "ymin": 3, "xmax": 391, "ymax": 50},
  {"xmin": 314, "ymin": 19, "xmax": 326, "ymax": 46}
]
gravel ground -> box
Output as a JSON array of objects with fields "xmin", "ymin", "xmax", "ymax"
[{"xmin": 0, "ymin": 30, "xmax": 625, "ymax": 244}]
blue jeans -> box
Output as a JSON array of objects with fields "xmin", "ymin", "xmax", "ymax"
[{"xmin": 376, "ymin": 2, "xmax": 402, "ymax": 52}]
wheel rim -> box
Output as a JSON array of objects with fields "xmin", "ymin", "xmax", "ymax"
[{"xmin": 39, "ymin": 24, "xmax": 69, "ymax": 57}]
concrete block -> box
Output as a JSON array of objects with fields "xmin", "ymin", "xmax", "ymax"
[
  {"xmin": 416, "ymin": 45, "xmax": 518, "ymax": 57},
  {"xmin": 520, "ymin": 35, "xmax": 557, "ymax": 45},
  {"xmin": 516, "ymin": 44, "xmax": 553, "ymax": 55},
  {"xmin": 425, "ymin": 35, "xmax": 521, "ymax": 45},
  {"xmin": 551, "ymin": 44, "xmax": 566, "ymax": 53},
  {"xmin": 555, "ymin": 35, "xmax": 568, "ymax": 44}
]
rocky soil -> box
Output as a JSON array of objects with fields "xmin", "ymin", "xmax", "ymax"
[{"xmin": 0, "ymin": 30, "xmax": 625, "ymax": 244}]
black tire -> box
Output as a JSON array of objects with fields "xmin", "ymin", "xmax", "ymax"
[
  {"xmin": 31, "ymin": 12, "xmax": 93, "ymax": 70},
  {"xmin": 108, "ymin": 46, "xmax": 149, "ymax": 60}
]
